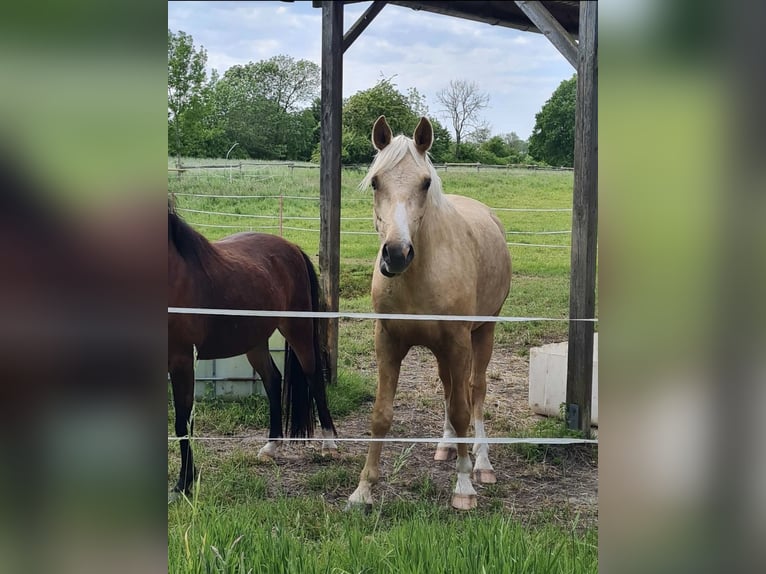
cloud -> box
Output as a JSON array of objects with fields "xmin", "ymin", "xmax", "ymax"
[{"xmin": 168, "ymin": 1, "xmax": 574, "ymax": 139}]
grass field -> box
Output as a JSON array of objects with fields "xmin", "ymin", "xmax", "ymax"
[{"xmin": 168, "ymin": 159, "xmax": 598, "ymax": 573}]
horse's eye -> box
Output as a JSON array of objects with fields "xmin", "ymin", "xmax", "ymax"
[
  {"xmin": 422, "ymin": 178, "xmax": 431, "ymax": 191},
  {"xmin": 371, "ymin": 177, "xmax": 378, "ymax": 190}
]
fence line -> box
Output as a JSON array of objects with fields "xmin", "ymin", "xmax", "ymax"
[
  {"xmin": 168, "ymin": 306, "xmax": 595, "ymax": 323},
  {"xmin": 172, "ymin": 198, "xmax": 572, "ymax": 214},
  {"xmin": 185, "ymin": 220, "xmax": 569, "ymax": 244},
  {"xmin": 178, "ymin": 207, "xmax": 570, "ymax": 236},
  {"xmin": 168, "ymin": 161, "xmax": 574, "ymax": 174}
]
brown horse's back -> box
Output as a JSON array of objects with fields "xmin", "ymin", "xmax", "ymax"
[{"xmin": 194, "ymin": 232, "xmax": 313, "ymax": 359}]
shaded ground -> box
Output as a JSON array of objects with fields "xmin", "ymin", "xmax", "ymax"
[{"xmin": 194, "ymin": 344, "xmax": 598, "ymax": 529}]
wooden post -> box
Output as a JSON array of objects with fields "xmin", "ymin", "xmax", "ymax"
[
  {"xmin": 319, "ymin": 1, "xmax": 343, "ymax": 385},
  {"xmin": 566, "ymin": 0, "xmax": 597, "ymax": 437}
]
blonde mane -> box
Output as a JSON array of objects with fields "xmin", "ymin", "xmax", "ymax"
[{"xmin": 360, "ymin": 135, "xmax": 448, "ymax": 208}]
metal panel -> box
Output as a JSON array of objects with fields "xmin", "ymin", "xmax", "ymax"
[{"xmin": 193, "ymin": 332, "xmax": 285, "ymax": 399}]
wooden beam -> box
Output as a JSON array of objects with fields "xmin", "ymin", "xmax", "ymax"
[
  {"xmin": 319, "ymin": 1, "xmax": 343, "ymax": 385},
  {"xmin": 343, "ymin": 0, "xmax": 386, "ymax": 53},
  {"xmin": 514, "ymin": 1, "xmax": 578, "ymax": 68},
  {"xmin": 566, "ymin": 0, "xmax": 598, "ymax": 437}
]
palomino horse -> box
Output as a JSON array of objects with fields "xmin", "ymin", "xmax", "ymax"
[
  {"xmin": 347, "ymin": 116, "xmax": 511, "ymax": 511},
  {"xmin": 168, "ymin": 207, "xmax": 337, "ymax": 496}
]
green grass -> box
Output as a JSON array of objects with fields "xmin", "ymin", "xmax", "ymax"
[
  {"xmin": 169, "ymin": 494, "xmax": 597, "ymax": 574},
  {"xmin": 168, "ymin": 160, "xmax": 597, "ymax": 573}
]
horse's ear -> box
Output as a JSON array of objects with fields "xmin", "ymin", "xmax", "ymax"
[
  {"xmin": 372, "ymin": 115, "xmax": 393, "ymax": 151},
  {"xmin": 413, "ymin": 116, "xmax": 433, "ymax": 154}
]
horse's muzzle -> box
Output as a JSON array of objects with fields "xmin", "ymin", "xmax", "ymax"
[{"xmin": 380, "ymin": 241, "xmax": 414, "ymax": 276}]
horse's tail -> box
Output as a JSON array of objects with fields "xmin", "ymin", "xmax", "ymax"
[
  {"xmin": 283, "ymin": 251, "xmax": 335, "ymax": 438},
  {"xmin": 283, "ymin": 341, "xmax": 313, "ymax": 438}
]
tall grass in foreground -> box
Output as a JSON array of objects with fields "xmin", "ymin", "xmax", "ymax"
[{"xmin": 169, "ymin": 497, "xmax": 597, "ymax": 574}]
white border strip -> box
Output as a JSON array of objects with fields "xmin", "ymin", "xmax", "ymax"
[{"xmin": 168, "ymin": 307, "xmax": 597, "ymax": 323}]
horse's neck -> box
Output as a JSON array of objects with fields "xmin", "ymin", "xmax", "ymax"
[
  {"xmin": 168, "ymin": 245, "xmax": 211, "ymax": 307},
  {"xmin": 417, "ymin": 198, "xmax": 461, "ymax": 251}
]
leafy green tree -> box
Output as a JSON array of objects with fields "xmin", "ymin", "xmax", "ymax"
[
  {"xmin": 168, "ymin": 29, "xmax": 211, "ymax": 158},
  {"xmin": 504, "ymin": 131, "xmax": 528, "ymax": 156},
  {"xmin": 240, "ymin": 55, "xmax": 320, "ymax": 113},
  {"xmin": 427, "ymin": 118, "xmax": 452, "ymax": 163},
  {"xmin": 339, "ymin": 78, "xmax": 448, "ymax": 164},
  {"xmin": 528, "ymin": 75, "xmax": 576, "ymax": 167},
  {"xmin": 212, "ymin": 56, "xmax": 320, "ymax": 160}
]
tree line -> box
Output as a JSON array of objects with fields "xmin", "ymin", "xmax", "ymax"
[{"xmin": 169, "ymin": 29, "xmax": 575, "ymax": 167}]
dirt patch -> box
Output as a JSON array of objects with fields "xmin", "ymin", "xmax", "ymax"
[{"xmin": 196, "ymin": 345, "xmax": 598, "ymax": 528}]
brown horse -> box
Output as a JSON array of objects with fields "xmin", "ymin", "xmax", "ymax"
[
  {"xmin": 168, "ymin": 207, "xmax": 337, "ymax": 496},
  {"xmin": 347, "ymin": 116, "xmax": 512, "ymax": 511}
]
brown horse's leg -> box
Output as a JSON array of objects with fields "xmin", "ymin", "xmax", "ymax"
[
  {"xmin": 347, "ymin": 323, "xmax": 408, "ymax": 510},
  {"xmin": 247, "ymin": 344, "xmax": 283, "ymax": 461},
  {"xmin": 279, "ymin": 319, "xmax": 337, "ymax": 455},
  {"xmin": 436, "ymin": 335, "xmax": 477, "ymax": 510},
  {"xmin": 169, "ymin": 347, "xmax": 197, "ymax": 495},
  {"xmin": 470, "ymin": 322, "xmax": 497, "ymax": 484}
]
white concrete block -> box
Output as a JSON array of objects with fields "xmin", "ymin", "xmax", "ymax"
[
  {"xmin": 528, "ymin": 334, "xmax": 598, "ymax": 426},
  {"xmin": 193, "ymin": 332, "xmax": 285, "ymax": 400}
]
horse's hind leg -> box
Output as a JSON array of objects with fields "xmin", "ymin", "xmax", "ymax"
[
  {"xmin": 247, "ymin": 344, "xmax": 283, "ymax": 461},
  {"xmin": 310, "ymin": 370, "xmax": 338, "ymax": 457},
  {"xmin": 169, "ymin": 347, "xmax": 197, "ymax": 495},
  {"xmin": 280, "ymin": 319, "xmax": 337, "ymax": 456},
  {"xmin": 470, "ymin": 322, "xmax": 497, "ymax": 484}
]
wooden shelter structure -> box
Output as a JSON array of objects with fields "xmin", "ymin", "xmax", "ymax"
[{"xmin": 302, "ymin": 1, "xmax": 597, "ymax": 436}]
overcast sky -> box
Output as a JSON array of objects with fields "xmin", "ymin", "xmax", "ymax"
[{"xmin": 168, "ymin": 1, "xmax": 576, "ymax": 140}]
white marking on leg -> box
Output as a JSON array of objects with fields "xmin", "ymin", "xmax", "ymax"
[
  {"xmin": 257, "ymin": 440, "xmax": 280, "ymax": 460},
  {"xmin": 452, "ymin": 454, "xmax": 478, "ymax": 509},
  {"xmin": 348, "ymin": 480, "xmax": 374, "ymax": 507},
  {"xmin": 321, "ymin": 428, "xmax": 338, "ymax": 454},
  {"xmin": 436, "ymin": 400, "xmax": 457, "ymax": 453},
  {"xmin": 472, "ymin": 419, "xmax": 494, "ymax": 474}
]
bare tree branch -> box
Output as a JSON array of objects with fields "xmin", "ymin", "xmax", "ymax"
[{"xmin": 436, "ymin": 79, "xmax": 490, "ymax": 159}]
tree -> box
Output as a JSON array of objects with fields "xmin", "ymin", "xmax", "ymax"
[
  {"xmin": 504, "ymin": 132, "xmax": 528, "ymax": 156},
  {"xmin": 168, "ymin": 30, "xmax": 209, "ymax": 160},
  {"xmin": 247, "ymin": 55, "xmax": 320, "ymax": 113},
  {"xmin": 436, "ymin": 79, "xmax": 490, "ymax": 160},
  {"xmin": 212, "ymin": 56, "xmax": 321, "ymax": 160},
  {"xmin": 528, "ymin": 75, "xmax": 576, "ymax": 167},
  {"xmin": 339, "ymin": 78, "xmax": 442, "ymax": 164}
]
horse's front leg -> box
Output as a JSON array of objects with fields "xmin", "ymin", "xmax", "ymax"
[
  {"xmin": 347, "ymin": 323, "xmax": 408, "ymax": 510},
  {"xmin": 435, "ymin": 359, "xmax": 458, "ymax": 461},
  {"xmin": 470, "ymin": 322, "xmax": 497, "ymax": 484},
  {"xmin": 437, "ymin": 336, "xmax": 477, "ymax": 510},
  {"xmin": 169, "ymin": 348, "xmax": 197, "ymax": 496}
]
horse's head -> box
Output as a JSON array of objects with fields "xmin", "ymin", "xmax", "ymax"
[{"xmin": 365, "ymin": 115, "xmax": 438, "ymax": 277}]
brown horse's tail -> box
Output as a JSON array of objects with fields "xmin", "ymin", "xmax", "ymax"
[{"xmin": 283, "ymin": 251, "xmax": 336, "ymax": 439}]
